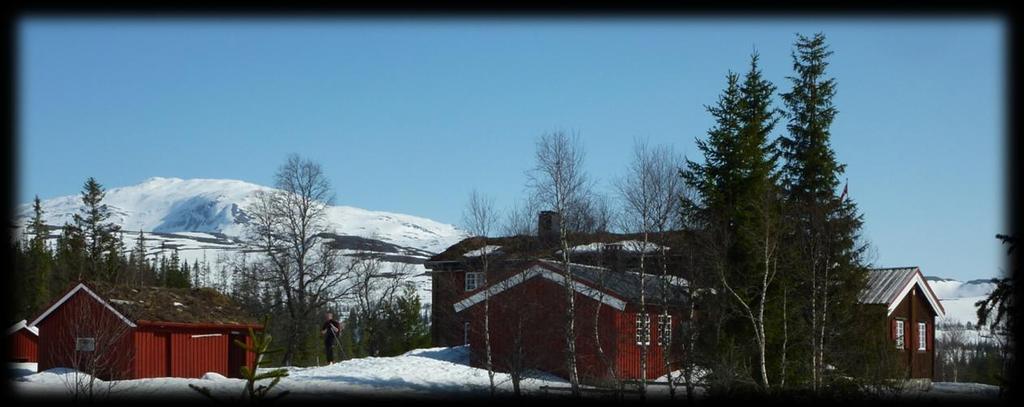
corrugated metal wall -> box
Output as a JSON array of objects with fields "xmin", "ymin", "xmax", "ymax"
[
  {"xmin": 8, "ymin": 330, "xmax": 38, "ymax": 362},
  {"xmin": 172, "ymin": 330, "xmax": 229, "ymax": 378},
  {"xmin": 134, "ymin": 330, "xmax": 170, "ymax": 378},
  {"xmin": 36, "ymin": 288, "xmax": 258, "ymax": 380}
]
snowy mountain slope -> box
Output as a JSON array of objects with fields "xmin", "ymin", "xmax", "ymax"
[
  {"xmin": 923, "ymin": 276, "xmax": 997, "ymax": 326},
  {"xmin": 13, "ymin": 177, "xmax": 468, "ymax": 311},
  {"xmin": 15, "ymin": 177, "xmax": 466, "ymax": 254},
  {"xmin": 924, "ymin": 276, "xmax": 1003, "ymax": 344},
  {"xmin": 925, "ymin": 276, "xmax": 997, "ymax": 301}
]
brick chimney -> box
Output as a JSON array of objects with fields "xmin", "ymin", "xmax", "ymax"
[{"xmin": 538, "ymin": 211, "xmax": 561, "ymax": 244}]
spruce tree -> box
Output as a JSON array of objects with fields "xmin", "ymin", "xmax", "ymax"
[
  {"xmin": 27, "ymin": 196, "xmax": 52, "ymax": 314},
  {"xmin": 777, "ymin": 33, "xmax": 869, "ymax": 390},
  {"xmin": 681, "ymin": 52, "xmax": 782, "ymax": 391},
  {"xmin": 71, "ymin": 178, "xmax": 121, "ymax": 281},
  {"xmin": 54, "ymin": 222, "xmax": 85, "ymax": 292},
  {"xmin": 132, "ymin": 230, "xmax": 148, "ymax": 286}
]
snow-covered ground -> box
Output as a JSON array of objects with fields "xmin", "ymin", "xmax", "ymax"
[
  {"xmin": 8, "ymin": 349, "xmax": 1001, "ymax": 401},
  {"xmin": 901, "ymin": 382, "xmax": 1002, "ymax": 401},
  {"xmin": 10, "ymin": 347, "xmax": 568, "ymax": 401}
]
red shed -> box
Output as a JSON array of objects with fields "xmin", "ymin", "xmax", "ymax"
[
  {"xmin": 30, "ymin": 281, "xmax": 261, "ymax": 380},
  {"xmin": 455, "ymin": 259, "xmax": 688, "ymax": 384},
  {"xmin": 859, "ymin": 267, "xmax": 945, "ymax": 380},
  {"xmin": 7, "ymin": 320, "xmax": 39, "ymax": 363}
]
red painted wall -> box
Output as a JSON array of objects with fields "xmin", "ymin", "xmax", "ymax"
[
  {"xmin": 462, "ymin": 272, "xmax": 684, "ymax": 384},
  {"xmin": 614, "ymin": 306, "xmax": 682, "ymax": 380},
  {"xmin": 888, "ymin": 286, "xmax": 937, "ymax": 379},
  {"xmin": 8, "ymin": 329, "xmax": 38, "ymax": 362},
  {"xmin": 36, "ymin": 290, "xmax": 134, "ymax": 380},
  {"xmin": 37, "ymin": 288, "xmax": 259, "ymax": 379}
]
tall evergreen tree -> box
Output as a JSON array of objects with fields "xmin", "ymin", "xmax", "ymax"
[
  {"xmin": 71, "ymin": 177, "xmax": 121, "ymax": 281},
  {"xmin": 131, "ymin": 230, "xmax": 149, "ymax": 286},
  {"xmin": 777, "ymin": 33, "xmax": 869, "ymax": 390},
  {"xmin": 54, "ymin": 222, "xmax": 85, "ymax": 293},
  {"xmin": 27, "ymin": 196, "xmax": 52, "ymax": 314},
  {"xmin": 682, "ymin": 53, "xmax": 782, "ymax": 392}
]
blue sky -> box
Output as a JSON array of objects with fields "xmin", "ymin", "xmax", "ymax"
[{"xmin": 18, "ymin": 18, "xmax": 1006, "ymax": 281}]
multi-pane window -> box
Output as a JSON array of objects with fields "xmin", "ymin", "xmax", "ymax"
[
  {"xmin": 636, "ymin": 313, "xmax": 651, "ymax": 345},
  {"xmin": 895, "ymin": 320, "xmax": 905, "ymax": 350},
  {"xmin": 465, "ymin": 272, "xmax": 483, "ymax": 291},
  {"xmin": 918, "ymin": 322, "xmax": 927, "ymax": 351},
  {"xmin": 658, "ymin": 314, "xmax": 672, "ymax": 346}
]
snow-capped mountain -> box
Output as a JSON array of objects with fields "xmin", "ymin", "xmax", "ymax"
[
  {"xmin": 13, "ymin": 177, "xmax": 469, "ymax": 309},
  {"xmin": 923, "ymin": 276, "xmax": 997, "ymax": 327},
  {"xmin": 925, "ymin": 276, "xmax": 998, "ymax": 301},
  {"xmin": 15, "ymin": 177, "xmax": 466, "ymax": 255}
]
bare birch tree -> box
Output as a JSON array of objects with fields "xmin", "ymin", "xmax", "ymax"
[
  {"xmin": 348, "ymin": 253, "xmax": 407, "ymax": 357},
  {"xmin": 244, "ymin": 154, "xmax": 355, "ymax": 365},
  {"xmin": 527, "ymin": 131, "xmax": 590, "ymax": 397},
  {"xmin": 462, "ymin": 189, "xmax": 499, "ymax": 396},
  {"xmin": 615, "ymin": 139, "xmax": 685, "ymax": 398}
]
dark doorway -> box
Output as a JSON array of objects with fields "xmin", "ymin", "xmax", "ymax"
[{"xmin": 227, "ymin": 332, "xmax": 246, "ymax": 378}]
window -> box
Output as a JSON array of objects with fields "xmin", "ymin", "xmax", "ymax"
[
  {"xmin": 658, "ymin": 314, "xmax": 672, "ymax": 346},
  {"xmin": 895, "ymin": 320, "xmax": 905, "ymax": 350},
  {"xmin": 465, "ymin": 272, "xmax": 483, "ymax": 291},
  {"xmin": 918, "ymin": 322, "xmax": 927, "ymax": 351},
  {"xmin": 636, "ymin": 313, "xmax": 651, "ymax": 346},
  {"xmin": 75, "ymin": 337, "xmax": 96, "ymax": 352}
]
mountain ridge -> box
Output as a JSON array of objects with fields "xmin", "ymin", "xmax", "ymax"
[{"xmin": 14, "ymin": 177, "xmax": 467, "ymax": 255}]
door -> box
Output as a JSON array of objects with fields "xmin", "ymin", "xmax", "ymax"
[
  {"xmin": 145, "ymin": 332, "xmax": 171, "ymax": 378},
  {"xmin": 227, "ymin": 332, "xmax": 246, "ymax": 378}
]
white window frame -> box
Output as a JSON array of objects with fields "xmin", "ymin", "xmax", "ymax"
[
  {"xmin": 658, "ymin": 314, "xmax": 672, "ymax": 346},
  {"xmin": 465, "ymin": 272, "xmax": 483, "ymax": 291},
  {"xmin": 76, "ymin": 337, "xmax": 96, "ymax": 352},
  {"xmin": 918, "ymin": 321, "xmax": 927, "ymax": 351},
  {"xmin": 895, "ymin": 320, "xmax": 905, "ymax": 350},
  {"xmin": 636, "ymin": 313, "xmax": 651, "ymax": 346}
]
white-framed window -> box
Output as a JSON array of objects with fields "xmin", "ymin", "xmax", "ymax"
[
  {"xmin": 465, "ymin": 272, "xmax": 483, "ymax": 291},
  {"xmin": 895, "ymin": 320, "xmax": 905, "ymax": 350},
  {"xmin": 76, "ymin": 337, "xmax": 96, "ymax": 352},
  {"xmin": 636, "ymin": 313, "xmax": 651, "ymax": 346},
  {"xmin": 658, "ymin": 314, "xmax": 672, "ymax": 346},
  {"xmin": 918, "ymin": 321, "xmax": 927, "ymax": 351}
]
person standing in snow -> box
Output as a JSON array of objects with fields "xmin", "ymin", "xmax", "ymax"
[{"xmin": 321, "ymin": 311, "xmax": 342, "ymax": 364}]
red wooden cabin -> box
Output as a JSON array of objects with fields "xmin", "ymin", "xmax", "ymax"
[
  {"xmin": 7, "ymin": 320, "xmax": 39, "ymax": 363},
  {"xmin": 30, "ymin": 281, "xmax": 261, "ymax": 380},
  {"xmin": 859, "ymin": 267, "xmax": 945, "ymax": 380},
  {"xmin": 455, "ymin": 259, "xmax": 688, "ymax": 384}
]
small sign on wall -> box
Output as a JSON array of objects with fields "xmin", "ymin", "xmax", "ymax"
[{"xmin": 76, "ymin": 337, "xmax": 96, "ymax": 352}]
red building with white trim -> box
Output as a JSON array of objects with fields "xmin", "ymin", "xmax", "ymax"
[
  {"xmin": 454, "ymin": 259, "xmax": 688, "ymax": 383},
  {"xmin": 31, "ymin": 281, "xmax": 261, "ymax": 379},
  {"xmin": 7, "ymin": 320, "xmax": 39, "ymax": 363},
  {"xmin": 859, "ymin": 267, "xmax": 945, "ymax": 380}
]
